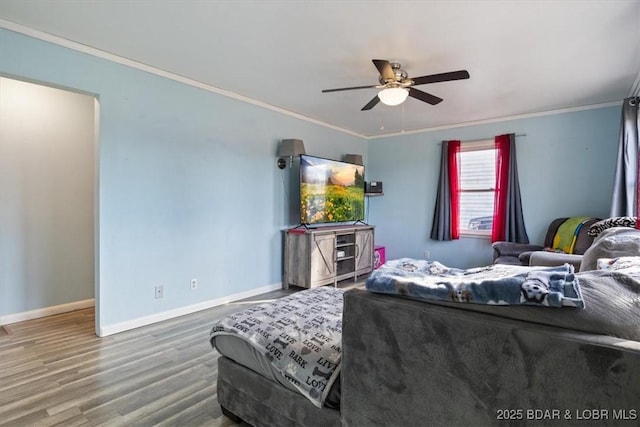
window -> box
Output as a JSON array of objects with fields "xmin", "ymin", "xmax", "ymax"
[
  {"xmin": 458, "ymin": 140, "xmax": 495, "ymax": 236},
  {"xmin": 431, "ymin": 134, "xmax": 526, "ymax": 243}
]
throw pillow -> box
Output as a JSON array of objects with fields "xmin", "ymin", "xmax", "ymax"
[
  {"xmin": 579, "ymin": 227, "xmax": 640, "ymax": 272},
  {"xmin": 588, "ymin": 216, "xmax": 637, "ymax": 237},
  {"xmin": 596, "ymin": 256, "xmax": 640, "ymax": 272}
]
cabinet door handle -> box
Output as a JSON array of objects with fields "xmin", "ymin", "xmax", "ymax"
[{"xmin": 355, "ymin": 244, "xmax": 359, "ymax": 258}]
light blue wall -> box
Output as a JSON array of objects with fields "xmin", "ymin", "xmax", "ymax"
[
  {"xmin": 0, "ymin": 29, "xmax": 366, "ymax": 328},
  {"xmin": 367, "ymin": 107, "xmax": 621, "ymax": 268},
  {"xmin": 0, "ymin": 27, "xmax": 622, "ymax": 328}
]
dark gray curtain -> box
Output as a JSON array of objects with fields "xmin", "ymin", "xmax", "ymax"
[
  {"xmin": 430, "ymin": 141, "xmax": 452, "ymax": 240},
  {"xmin": 431, "ymin": 137, "xmax": 528, "ymax": 242},
  {"xmin": 501, "ymin": 133, "xmax": 529, "ymax": 243},
  {"xmin": 610, "ymin": 97, "xmax": 640, "ymax": 217}
]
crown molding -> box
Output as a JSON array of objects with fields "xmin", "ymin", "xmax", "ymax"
[
  {"xmin": 366, "ymin": 101, "xmax": 623, "ymax": 140},
  {"xmin": 0, "ymin": 19, "xmax": 364, "ymax": 139},
  {"xmin": 1, "ymin": 19, "xmax": 631, "ymax": 142}
]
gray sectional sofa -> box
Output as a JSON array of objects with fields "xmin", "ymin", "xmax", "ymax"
[
  {"xmin": 341, "ymin": 288, "xmax": 640, "ymax": 426},
  {"xmin": 215, "ymin": 227, "xmax": 640, "ymax": 426}
]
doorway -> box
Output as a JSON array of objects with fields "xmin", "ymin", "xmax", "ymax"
[{"xmin": 0, "ymin": 76, "xmax": 99, "ymax": 333}]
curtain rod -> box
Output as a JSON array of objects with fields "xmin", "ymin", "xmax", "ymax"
[{"xmin": 461, "ymin": 133, "xmax": 527, "ymax": 144}]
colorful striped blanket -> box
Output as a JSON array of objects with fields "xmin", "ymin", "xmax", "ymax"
[{"xmin": 552, "ymin": 217, "xmax": 592, "ymax": 253}]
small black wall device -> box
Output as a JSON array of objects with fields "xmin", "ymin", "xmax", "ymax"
[{"xmin": 365, "ymin": 181, "xmax": 383, "ymax": 193}]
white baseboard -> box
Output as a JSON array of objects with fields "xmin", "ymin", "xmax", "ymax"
[
  {"xmin": 98, "ymin": 283, "xmax": 282, "ymax": 337},
  {"xmin": 0, "ymin": 299, "xmax": 95, "ymax": 325}
]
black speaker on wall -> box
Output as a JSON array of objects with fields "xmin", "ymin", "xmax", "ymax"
[{"xmin": 365, "ymin": 181, "xmax": 383, "ymax": 193}]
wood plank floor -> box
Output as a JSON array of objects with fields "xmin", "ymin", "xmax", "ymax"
[{"xmin": 0, "ymin": 288, "xmax": 299, "ymax": 427}]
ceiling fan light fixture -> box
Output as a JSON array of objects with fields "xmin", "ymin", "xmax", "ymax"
[{"xmin": 378, "ymin": 87, "xmax": 409, "ymax": 106}]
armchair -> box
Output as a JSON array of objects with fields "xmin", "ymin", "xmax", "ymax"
[{"xmin": 492, "ymin": 217, "xmax": 600, "ymax": 268}]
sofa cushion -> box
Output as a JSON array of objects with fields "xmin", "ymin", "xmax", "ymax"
[
  {"xmin": 580, "ymin": 227, "xmax": 640, "ymax": 272},
  {"xmin": 588, "ymin": 216, "xmax": 637, "ymax": 237},
  {"xmin": 528, "ymin": 251, "xmax": 583, "ymax": 269}
]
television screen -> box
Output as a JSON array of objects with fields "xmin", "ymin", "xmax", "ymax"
[{"xmin": 300, "ymin": 155, "xmax": 365, "ymax": 224}]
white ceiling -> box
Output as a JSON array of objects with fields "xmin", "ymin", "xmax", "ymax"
[{"xmin": 1, "ymin": 0, "xmax": 639, "ymax": 138}]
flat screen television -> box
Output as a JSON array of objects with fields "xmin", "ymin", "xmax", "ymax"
[{"xmin": 300, "ymin": 155, "xmax": 365, "ymax": 225}]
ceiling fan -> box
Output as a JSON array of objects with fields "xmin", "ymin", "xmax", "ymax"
[{"xmin": 322, "ymin": 59, "xmax": 470, "ymax": 111}]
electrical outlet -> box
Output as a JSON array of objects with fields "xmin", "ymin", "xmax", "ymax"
[
  {"xmin": 424, "ymin": 250, "xmax": 430, "ymax": 260},
  {"xmin": 190, "ymin": 278, "xmax": 198, "ymax": 290},
  {"xmin": 154, "ymin": 285, "xmax": 163, "ymax": 299}
]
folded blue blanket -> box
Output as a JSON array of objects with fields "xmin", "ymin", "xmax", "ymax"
[{"xmin": 366, "ymin": 258, "xmax": 584, "ymax": 309}]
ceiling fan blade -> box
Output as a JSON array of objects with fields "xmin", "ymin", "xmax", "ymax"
[
  {"xmin": 411, "ymin": 70, "xmax": 470, "ymax": 86},
  {"xmin": 372, "ymin": 59, "xmax": 395, "ymax": 81},
  {"xmin": 361, "ymin": 95, "xmax": 380, "ymax": 111},
  {"xmin": 408, "ymin": 87, "xmax": 443, "ymax": 105},
  {"xmin": 322, "ymin": 85, "xmax": 377, "ymax": 93}
]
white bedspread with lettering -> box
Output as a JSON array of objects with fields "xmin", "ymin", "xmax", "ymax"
[{"xmin": 209, "ymin": 287, "xmax": 343, "ymax": 408}]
